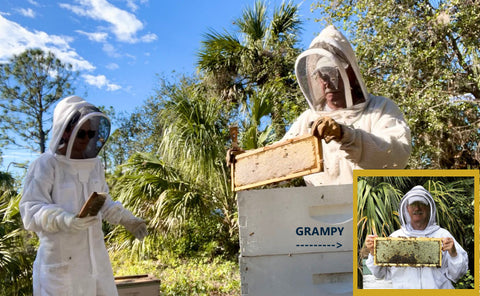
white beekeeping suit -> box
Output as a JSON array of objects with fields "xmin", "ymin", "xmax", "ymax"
[
  {"xmin": 283, "ymin": 25, "xmax": 411, "ymax": 185},
  {"xmin": 365, "ymin": 185, "xmax": 469, "ymax": 288},
  {"xmin": 20, "ymin": 96, "xmax": 147, "ymax": 296}
]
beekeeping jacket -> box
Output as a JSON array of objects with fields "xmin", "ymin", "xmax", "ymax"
[
  {"xmin": 283, "ymin": 25, "xmax": 411, "ymax": 185},
  {"xmin": 365, "ymin": 186, "xmax": 468, "ymax": 289},
  {"xmin": 20, "ymin": 96, "xmax": 138, "ymax": 296}
]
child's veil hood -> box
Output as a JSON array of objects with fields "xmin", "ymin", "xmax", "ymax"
[{"xmin": 49, "ymin": 96, "xmax": 110, "ymax": 159}]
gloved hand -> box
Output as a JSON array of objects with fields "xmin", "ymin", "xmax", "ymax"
[
  {"xmin": 67, "ymin": 215, "xmax": 99, "ymax": 232},
  {"xmin": 311, "ymin": 116, "xmax": 343, "ymax": 143},
  {"xmin": 225, "ymin": 146, "xmax": 245, "ymax": 166},
  {"xmin": 122, "ymin": 216, "xmax": 148, "ymax": 240},
  {"xmin": 51, "ymin": 210, "xmax": 98, "ymax": 232}
]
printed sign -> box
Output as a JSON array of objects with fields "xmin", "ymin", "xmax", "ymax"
[{"xmin": 238, "ymin": 185, "xmax": 353, "ymax": 256}]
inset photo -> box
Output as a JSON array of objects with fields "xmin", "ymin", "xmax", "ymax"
[{"xmin": 353, "ymin": 169, "xmax": 478, "ymax": 296}]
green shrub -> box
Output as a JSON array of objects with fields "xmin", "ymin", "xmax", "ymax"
[
  {"xmin": 111, "ymin": 250, "xmax": 240, "ymax": 296},
  {"xmin": 454, "ymin": 270, "xmax": 475, "ymax": 289}
]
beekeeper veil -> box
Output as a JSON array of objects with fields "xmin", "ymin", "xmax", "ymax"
[
  {"xmin": 398, "ymin": 185, "xmax": 440, "ymax": 237},
  {"xmin": 50, "ymin": 96, "xmax": 110, "ymax": 159},
  {"xmin": 295, "ymin": 25, "xmax": 369, "ymax": 111}
]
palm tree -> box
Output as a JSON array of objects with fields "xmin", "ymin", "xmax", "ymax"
[
  {"xmin": 197, "ymin": 0, "xmax": 305, "ymax": 140},
  {"xmin": 111, "ymin": 76, "xmax": 239, "ymax": 258},
  {"xmin": 0, "ymin": 172, "xmax": 35, "ymax": 295},
  {"xmin": 240, "ymin": 84, "xmax": 275, "ymax": 150},
  {"xmin": 357, "ymin": 178, "xmax": 404, "ymax": 246}
]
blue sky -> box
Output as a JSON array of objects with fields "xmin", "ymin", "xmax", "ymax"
[{"xmin": 0, "ymin": 0, "xmax": 323, "ymax": 171}]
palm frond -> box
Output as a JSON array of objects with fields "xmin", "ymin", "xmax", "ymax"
[
  {"xmin": 357, "ymin": 179, "xmax": 402, "ymax": 253},
  {"xmin": 269, "ymin": 1, "xmax": 301, "ymax": 45},
  {"xmin": 237, "ymin": 0, "xmax": 268, "ymax": 43},
  {"xmin": 198, "ymin": 29, "xmax": 243, "ymax": 73}
]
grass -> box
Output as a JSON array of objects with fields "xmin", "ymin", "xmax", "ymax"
[{"xmin": 110, "ymin": 251, "xmax": 241, "ymax": 296}]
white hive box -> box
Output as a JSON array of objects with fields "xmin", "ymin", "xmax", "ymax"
[
  {"xmin": 238, "ymin": 185, "xmax": 353, "ymax": 256},
  {"xmin": 239, "ymin": 252, "xmax": 352, "ymax": 296},
  {"xmin": 237, "ymin": 185, "xmax": 353, "ymax": 295}
]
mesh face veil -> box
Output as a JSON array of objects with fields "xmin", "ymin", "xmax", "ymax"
[
  {"xmin": 59, "ymin": 105, "xmax": 111, "ymax": 159},
  {"xmin": 295, "ymin": 48, "xmax": 353, "ymax": 111},
  {"xmin": 312, "ymin": 57, "xmax": 341, "ymax": 90}
]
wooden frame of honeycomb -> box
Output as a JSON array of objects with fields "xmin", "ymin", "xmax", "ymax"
[
  {"xmin": 374, "ymin": 237, "xmax": 442, "ymax": 267},
  {"xmin": 232, "ymin": 135, "xmax": 323, "ymax": 191}
]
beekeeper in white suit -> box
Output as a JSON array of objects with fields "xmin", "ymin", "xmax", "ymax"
[
  {"xmin": 365, "ymin": 185, "xmax": 468, "ymax": 288},
  {"xmin": 281, "ymin": 25, "xmax": 411, "ymax": 185},
  {"xmin": 20, "ymin": 96, "xmax": 147, "ymax": 295}
]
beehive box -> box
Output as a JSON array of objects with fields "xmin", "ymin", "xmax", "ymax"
[
  {"xmin": 238, "ymin": 185, "xmax": 353, "ymax": 256},
  {"xmin": 237, "ymin": 185, "xmax": 353, "ymax": 295},
  {"xmin": 115, "ymin": 274, "xmax": 160, "ymax": 296},
  {"xmin": 239, "ymin": 251, "xmax": 352, "ymax": 296},
  {"xmin": 232, "ymin": 135, "xmax": 323, "ymax": 191},
  {"xmin": 374, "ymin": 237, "xmax": 442, "ymax": 267}
]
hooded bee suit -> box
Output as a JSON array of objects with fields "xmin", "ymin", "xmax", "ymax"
[
  {"xmin": 283, "ymin": 25, "xmax": 411, "ymax": 185},
  {"xmin": 20, "ymin": 96, "xmax": 147, "ymax": 296},
  {"xmin": 366, "ymin": 185, "xmax": 468, "ymax": 289}
]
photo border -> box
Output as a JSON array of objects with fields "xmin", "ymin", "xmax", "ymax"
[{"xmin": 353, "ymin": 169, "xmax": 479, "ymax": 296}]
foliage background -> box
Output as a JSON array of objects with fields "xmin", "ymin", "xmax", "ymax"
[
  {"xmin": 0, "ymin": 0, "xmax": 479, "ymax": 294},
  {"xmin": 313, "ymin": 0, "xmax": 480, "ymax": 169}
]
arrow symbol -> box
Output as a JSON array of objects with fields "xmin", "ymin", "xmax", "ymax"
[{"xmin": 295, "ymin": 242, "xmax": 344, "ymax": 248}]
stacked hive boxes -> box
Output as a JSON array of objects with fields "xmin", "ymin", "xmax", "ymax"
[{"xmin": 237, "ymin": 185, "xmax": 353, "ymax": 296}]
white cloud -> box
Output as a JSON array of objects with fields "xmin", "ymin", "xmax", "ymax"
[
  {"xmin": 16, "ymin": 8, "xmax": 36, "ymax": 18},
  {"xmin": 82, "ymin": 73, "xmax": 121, "ymax": 91},
  {"xmin": 1, "ymin": 150, "xmax": 39, "ymax": 171},
  {"xmin": 76, "ymin": 30, "xmax": 108, "ymax": 42},
  {"xmin": 102, "ymin": 42, "xmax": 121, "ymax": 58},
  {"xmin": 2, "ymin": 150, "xmax": 38, "ymax": 160},
  {"xmin": 106, "ymin": 62, "xmax": 119, "ymax": 70},
  {"xmin": 59, "ymin": 0, "xmax": 157, "ymax": 43},
  {"xmin": 0, "ymin": 14, "xmax": 95, "ymax": 71},
  {"xmin": 125, "ymin": 0, "xmax": 138, "ymax": 12},
  {"xmin": 140, "ymin": 32, "xmax": 157, "ymax": 43},
  {"xmin": 27, "ymin": 0, "xmax": 41, "ymax": 6},
  {"xmin": 125, "ymin": 0, "xmax": 148, "ymax": 12}
]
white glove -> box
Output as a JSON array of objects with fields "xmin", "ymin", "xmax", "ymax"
[
  {"xmin": 66, "ymin": 214, "xmax": 98, "ymax": 232},
  {"xmin": 40, "ymin": 208, "xmax": 98, "ymax": 232},
  {"xmin": 121, "ymin": 216, "xmax": 148, "ymax": 240}
]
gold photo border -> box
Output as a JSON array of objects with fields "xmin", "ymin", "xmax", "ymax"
[{"xmin": 353, "ymin": 169, "xmax": 479, "ymax": 296}]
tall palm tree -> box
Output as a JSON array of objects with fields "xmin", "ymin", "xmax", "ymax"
[
  {"xmin": 197, "ymin": 0, "xmax": 305, "ymax": 140},
  {"xmin": 111, "ymin": 77, "xmax": 239, "ymax": 257}
]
